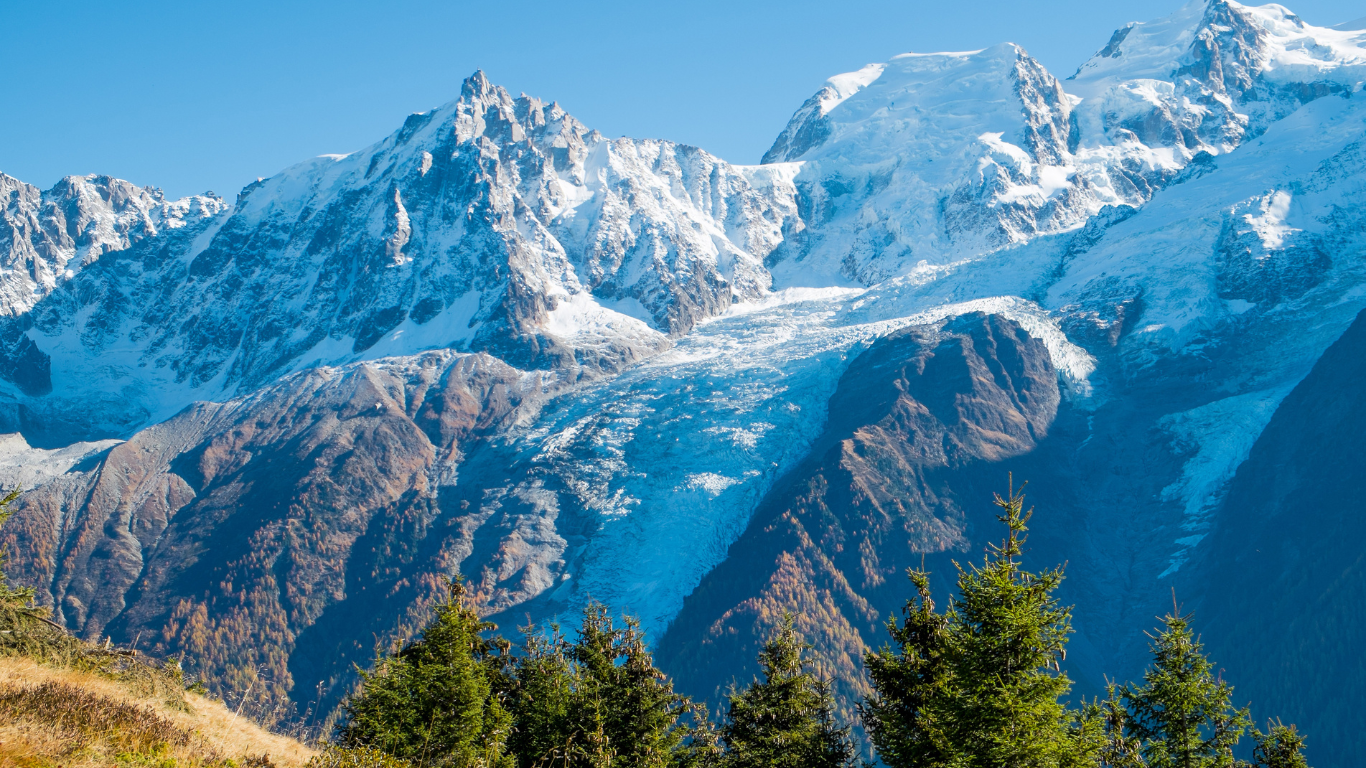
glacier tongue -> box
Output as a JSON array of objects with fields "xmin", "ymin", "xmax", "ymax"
[{"xmin": 498, "ymin": 290, "xmax": 1093, "ymax": 637}]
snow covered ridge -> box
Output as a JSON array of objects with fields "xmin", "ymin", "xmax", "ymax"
[
  {"xmin": 1068, "ymin": 0, "xmax": 1366, "ymax": 172},
  {"xmin": 760, "ymin": 43, "xmax": 1088, "ymax": 286},
  {"xmin": 0, "ymin": 174, "xmax": 225, "ymax": 317},
  {"xmin": 760, "ymin": 0, "xmax": 1364, "ymax": 287}
]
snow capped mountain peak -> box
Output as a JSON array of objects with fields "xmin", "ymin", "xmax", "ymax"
[
  {"xmin": 1, "ymin": 71, "xmax": 801, "ymax": 439},
  {"xmin": 756, "ymin": 0, "xmax": 1366, "ymax": 291},
  {"xmin": 764, "ymin": 44, "xmax": 1057, "ymax": 165},
  {"xmin": 1069, "ymin": 0, "xmax": 1366, "ymax": 160},
  {"xmin": 761, "ymin": 62, "xmax": 887, "ymax": 164},
  {"xmin": 0, "ymin": 173, "xmax": 225, "ymax": 317},
  {"xmin": 762, "ymin": 42, "xmax": 1086, "ymax": 286},
  {"xmin": 5, "ymin": 5, "xmax": 1362, "ymax": 440},
  {"xmin": 1072, "ymin": 0, "xmax": 1366, "ymax": 92}
]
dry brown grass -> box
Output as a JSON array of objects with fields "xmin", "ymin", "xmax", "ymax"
[{"xmin": 0, "ymin": 655, "xmax": 316, "ymax": 767}]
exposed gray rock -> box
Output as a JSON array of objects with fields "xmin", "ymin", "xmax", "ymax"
[{"xmin": 0, "ymin": 173, "xmax": 225, "ymax": 317}]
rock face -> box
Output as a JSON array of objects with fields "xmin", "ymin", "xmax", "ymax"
[
  {"xmin": 1, "ymin": 72, "xmax": 799, "ymax": 441},
  {"xmin": 0, "ymin": 175, "xmax": 225, "ymax": 402},
  {"xmin": 0, "ymin": 2, "xmax": 1364, "ymax": 763},
  {"xmin": 4, "ymin": 352, "xmax": 558, "ymax": 719},
  {"xmin": 0, "ymin": 173, "xmax": 225, "ymax": 318},
  {"xmin": 655, "ymin": 313, "xmax": 1058, "ymax": 712}
]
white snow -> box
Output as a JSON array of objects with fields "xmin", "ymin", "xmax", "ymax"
[
  {"xmin": 543, "ymin": 291, "xmax": 665, "ymax": 345},
  {"xmin": 1156, "ymin": 387, "xmax": 1289, "ymax": 578},
  {"xmin": 1243, "ymin": 189, "xmax": 1296, "ymax": 248},
  {"xmin": 819, "ymin": 63, "xmax": 888, "ymax": 114}
]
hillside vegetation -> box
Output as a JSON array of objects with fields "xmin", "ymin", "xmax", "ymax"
[{"xmin": 0, "ymin": 489, "xmax": 315, "ymax": 768}]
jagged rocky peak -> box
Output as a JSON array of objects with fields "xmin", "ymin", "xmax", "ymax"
[
  {"xmin": 453, "ymin": 70, "xmax": 595, "ymax": 155},
  {"xmin": 1068, "ymin": 0, "xmax": 1366, "ymax": 161},
  {"xmin": 0, "ymin": 173, "xmax": 224, "ymax": 316},
  {"xmin": 0, "ymin": 70, "xmax": 799, "ymax": 442}
]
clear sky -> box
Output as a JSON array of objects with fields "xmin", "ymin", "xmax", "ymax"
[{"xmin": 3, "ymin": 0, "xmax": 1363, "ymax": 200}]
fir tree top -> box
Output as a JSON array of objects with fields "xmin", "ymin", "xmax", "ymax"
[
  {"xmin": 945, "ymin": 479, "xmax": 1090, "ymax": 768},
  {"xmin": 720, "ymin": 613, "xmax": 855, "ymax": 768},
  {"xmin": 1119, "ymin": 611, "xmax": 1250, "ymax": 768}
]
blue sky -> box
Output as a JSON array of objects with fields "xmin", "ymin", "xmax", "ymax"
[{"xmin": 3, "ymin": 0, "xmax": 1363, "ymax": 200}]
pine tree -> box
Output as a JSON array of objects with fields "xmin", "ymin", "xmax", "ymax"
[
  {"xmin": 719, "ymin": 613, "xmax": 854, "ymax": 768},
  {"xmin": 860, "ymin": 566, "xmax": 952, "ymax": 768},
  {"xmin": 567, "ymin": 604, "xmax": 694, "ymax": 768},
  {"xmin": 503, "ymin": 624, "xmax": 575, "ymax": 766},
  {"xmin": 943, "ymin": 480, "xmax": 1099, "ymax": 768},
  {"xmin": 1251, "ymin": 721, "xmax": 1310, "ymax": 768},
  {"xmin": 1118, "ymin": 613, "xmax": 1250, "ymax": 768},
  {"xmin": 338, "ymin": 579, "xmax": 513, "ymax": 768},
  {"xmin": 1091, "ymin": 683, "xmax": 1145, "ymax": 768}
]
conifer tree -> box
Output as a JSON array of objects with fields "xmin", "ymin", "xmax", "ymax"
[
  {"xmin": 1091, "ymin": 683, "xmax": 1145, "ymax": 768},
  {"xmin": 860, "ymin": 566, "xmax": 952, "ymax": 768},
  {"xmin": 719, "ymin": 613, "xmax": 854, "ymax": 768},
  {"xmin": 943, "ymin": 480, "xmax": 1099, "ymax": 768},
  {"xmin": 570, "ymin": 605, "xmax": 696, "ymax": 768},
  {"xmin": 338, "ymin": 579, "xmax": 513, "ymax": 768},
  {"xmin": 1251, "ymin": 721, "xmax": 1310, "ymax": 768},
  {"xmin": 1117, "ymin": 613, "xmax": 1250, "ymax": 768},
  {"xmin": 503, "ymin": 624, "xmax": 575, "ymax": 766}
]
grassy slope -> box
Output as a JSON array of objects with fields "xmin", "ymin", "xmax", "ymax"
[
  {"xmin": 0, "ymin": 655, "xmax": 316, "ymax": 767},
  {"xmin": 0, "ymin": 606, "xmax": 316, "ymax": 768}
]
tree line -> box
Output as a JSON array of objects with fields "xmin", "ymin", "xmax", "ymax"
[{"xmin": 323, "ymin": 482, "xmax": 1312, "ymax": 768}]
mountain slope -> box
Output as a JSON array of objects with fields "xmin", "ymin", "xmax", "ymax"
[{"xmin": 6, "ymin": 351, "xmax": 558, "ymax": 720}]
